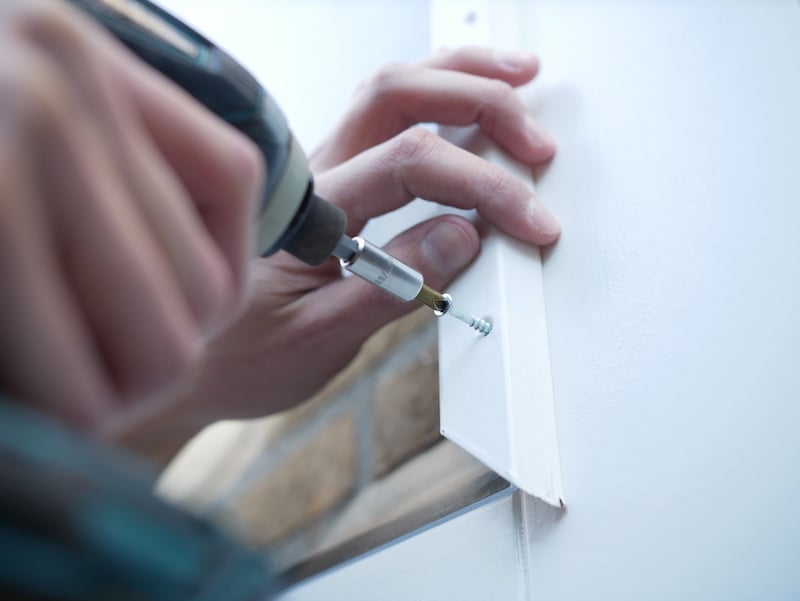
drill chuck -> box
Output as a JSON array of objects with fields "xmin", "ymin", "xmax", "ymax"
[{"xmin": 271, "ymin": 187, "xmax": 347, "ymax": 266}]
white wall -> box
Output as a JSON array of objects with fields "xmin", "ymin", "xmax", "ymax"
[
  {"xmin": 156, "ymin": 0, "xmax": 430, "ymax": 151},
  {"xmin": 525, "ymin": 1, "xmax": 800, "ymax": 598}
]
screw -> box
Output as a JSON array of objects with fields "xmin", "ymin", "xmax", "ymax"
[
  {"xmin": 416, "ymin": 285, "xmax": 492, "ymax": 336},
  {"xmin": 437, "ymin": 294, "xmax": 493, "ymax": 336}
]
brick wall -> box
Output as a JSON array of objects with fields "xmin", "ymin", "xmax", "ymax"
[{"xmin": 158, "ymin": 307, "xmax": 487, "ymax": 569}]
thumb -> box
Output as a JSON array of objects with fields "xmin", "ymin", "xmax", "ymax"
[
  {"xmin": 308, "ymin": 215, "xmax": 480, "ymax": 342},
  {"xmin": 408, "ymin": 216, "xmax": 480, "ymax": 287}
]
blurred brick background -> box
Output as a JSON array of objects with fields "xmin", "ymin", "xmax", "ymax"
[{"xmin": 157, "ymin": 308, "xmax": 485, "ymax": 569}]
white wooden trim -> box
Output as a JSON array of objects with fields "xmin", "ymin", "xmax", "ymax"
[{"xmin": 432, "ymin": 0, "xmax": 565, "ymax": 507}]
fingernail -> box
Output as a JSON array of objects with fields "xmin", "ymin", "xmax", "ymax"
[
  {"xmin": 528, "ymin": 197, "xmax": 561, "ymax": 238},
  {"xmin": 496, "ymin": 50, "xmax": 537, "ymax": 71},
  {"xmin": 525, "ymin": 114, "xmax": 555, "ymax": 150},
  {"xmin": 422, "ymin": 222, "xmax": 476, "ymax": 275}
]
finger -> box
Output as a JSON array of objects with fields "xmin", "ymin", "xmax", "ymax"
[
  {"xmin": 46, "ymin": 31, "xmax": 238, "ymax": 330},
  {"xmin": 0, "ymin": 143, "xmax": 113, "ymax": 427},
  {"xmin": 115, "ymin": 130, "xmax": 238, "ymax": 331},
  {"xmin": 311, "ymin": 54, "xmax": 552, "ymax": 171},
  {"xmin": 421, "ymin": 45, "xmax": 539, "ymax": 86},
  {"xmin": 31, "ymin": 14, "xmax": 242, "ymax": 328},
  {"xmin": 62, "ymin": 15, "xmax": 264, "ymax": 292},
  {"xmin": 121, "ymin": 59, "xmax": 264, "ymax": 290},
  {"xmin": 32, "ymin": 55, "xmax": 201, "ymax": 401},
  {"xmin": 301, "ymin": 216, "xmax": 480, "ymax": 347},
  {"xmin": 390, "ymin": 68, "xmax": 553, "ymax": 162},
  {"xmin": 315, "ymin": 127, "xmax": 560, "ymax": 246}
]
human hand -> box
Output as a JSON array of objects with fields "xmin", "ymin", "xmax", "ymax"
[
  {"xmin": 0, "ymin": 1, "xmax": 263, "ymax": 429},
  {"xmin": 125, "ymin": 46, "xmax": 559, "ymax": 459}
]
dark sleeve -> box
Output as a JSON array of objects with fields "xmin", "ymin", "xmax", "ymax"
[{"xmin": 0, "ymin": 399, "xmax": 281, "ymax": 601}]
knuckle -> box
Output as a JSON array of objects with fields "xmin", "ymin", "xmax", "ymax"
[
  {"xmin": 15, "ymin": 3, "xmax": 86, "ymax": 53},
  {"xmin": 364, "ymin": 62, "xmax": 410, "ymax": 102},
  {"xmin": 479, "ymin": 163, "xmax": 522, "ymax": 200},
  {"xmin": 386, "ymin": 127, "xmax": 439, "ymax": 166},
  {"xmin": 486, "ymin": 79, "xmax": 516, "ymax": 106},
  {"xmin": 228, "ymin": 136, "xmax": 266, "ymax": 203},
  {"xmin": 444, "ymin": 45, "xmax": 481, "ymax": 63},
  {"xmin": 210, "ymin": 132, "xmax": 265, "ymax": 219},
  {"xmin": 0, "ymin": 47, "xmax": 75, "ymax": 136}
]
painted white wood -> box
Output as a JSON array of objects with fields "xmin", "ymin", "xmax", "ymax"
[
  {"xmin": 432, "ymin": 0, "xmax": 565, "ymax": 506},
  {"xmin": 513, "ymin": 1, "xmax": 800, "ymax": 599},
  {"xmin": 278, "ymin": 491, "xmax": 525, "ymax": 601}
]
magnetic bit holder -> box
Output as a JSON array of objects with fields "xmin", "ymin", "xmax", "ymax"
[{"xmin": 337, "ymin": 236, "xmax": 492, "ymax": 336}]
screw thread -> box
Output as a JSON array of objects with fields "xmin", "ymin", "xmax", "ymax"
[{"xmin": 469, "ymin": 317, "xmax": 493, "ymax": 336}]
